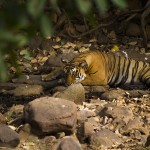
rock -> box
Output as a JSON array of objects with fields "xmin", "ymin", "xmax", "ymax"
[
  {"xmin": 77, "ymin": 109, "xmax": 96, "ymax": 123},
  {"xmin": 43, "ymin": 53, "xmax": 78, "ymax": 68},
  {"xmin": 0, "ymin": 124, "xmax": 20, "ymax": 148},
  {"xmin": 77, "ymin": 119, "xmax": 98, "ymax": 142},
  {"xmin": 24, "ymin": 97, "xmax": 77, "ymax": 135},
  {"xmin": 90, "ymin": 129, "xmax": 121, "ymax": 148},
  {"xmin": 8, "ymin": 85, "xmax": 43, "ymax": 96},
  {"xmin": 54, "ymin": 83, "xmax": 85, "ymax": 104},
  {"xmin": 99, "ymin": 104, "xmax": 133, "ymax": 124},
  {"xmin": 56, "ymin": 136, "xmax": 82, "ymax": 150},
  {"xmin": 87, "ymin": 117, "xmax": 100, "ymax": 128},
  {"xmin": 121, "ymin": 117, "xmax": 149, "ymax": 136},
  {"xmin": 84, "ymin": 86, "xmax": 108, "ymax": 94},
  {"xmin": 83, "ymin": 122, "xmax": 95, "ymax": 138},
  {"xmin": 51, "ymin": 86, "xmax": 67, "ymax": 94},
  {"xmin": 126, "ymin": 90, "xmax": 150, "ymax": 98},
  {"xmin": 100, "ymin": 89, "xmax": 124, "ymax": 101}
]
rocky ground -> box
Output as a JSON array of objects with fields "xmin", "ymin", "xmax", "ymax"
[{"xmin": 0, "ymin": 34, "xmax": 150, "ymax": 150}]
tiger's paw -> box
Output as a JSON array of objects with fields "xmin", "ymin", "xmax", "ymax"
[{"xmin": 41, "ymin": 74, "xmax": 56, "ymax": 81}]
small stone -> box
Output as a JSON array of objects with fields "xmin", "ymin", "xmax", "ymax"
[
  {"xmin": 99, "ymin": 104, "xmax": 133, "ymax": 124},
  {"xmin": 100, "ymin": 89, "xmax": 124, "ymax": 101},
  {"xmin": 121, "ymin": 117, "xmax": 149, "ymax": 135},
  {"xmin": 83, "ymin": 122, "xmax": 94, "ymax": 137},
  {"xmin": 87, "ymin": 117, "xmax": 99, "ymax": 127},
  {"xmin": 0, "ymin": 124, "xmax": 20, "ymax": 148},
  {"xmin": 56, "ymin": 136, "xmax": 82, "ymax": 150},
  {"xmin": 90, "ymin": 129, "xmax": 121, "ymax": 148},
  {"xmin": 77, "ymin": 109, "xmax": 96, "ymax": 123}
]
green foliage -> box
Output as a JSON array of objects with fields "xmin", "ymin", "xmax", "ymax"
[
  {"xmin": 76, "ymin": 0, "xmax": 91, "ymax": 14},
  {"xmin": 0, "ymin": 0, "xmax": 127, "ymax": 81}
]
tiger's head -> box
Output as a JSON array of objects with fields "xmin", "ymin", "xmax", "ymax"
[{"xmin": 64, "ymin": 61, "xmax": 88, "ymax": 85}]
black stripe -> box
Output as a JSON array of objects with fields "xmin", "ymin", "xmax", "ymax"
[
  {"xmin": 141, "ymin": 67, "xmax": 150, "ymax": 79},
  {"xmin": 120, "ymin": 58, "xmax": 131, "ymax": 85},
  {"xmin": 144, "ymin": 76, "xmax": 150, "ymax": 84},
  {"xmin": 131, "ymin": 61, "xmax": 139, "ymax": 84},
  {"xmin": 121, "ymin": 57, "xmax": 126, "ymax": 76},
  {"xmin": 108, "ymin": 54, "xmax": 117, "ymax": 85},
  {"xmin": 116, "ymin": 57, "xmax": 126, "ymax": 86},
  {"xmin": 113, "ymin": 56, "xmax": 121, "ymax": 85}
]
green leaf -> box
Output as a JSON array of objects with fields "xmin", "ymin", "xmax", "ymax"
[
  {"xmin": 8, "ymin": 50, "xmax": 20, "ymax": 75},
  {"xmin": 51, "ymin": 0, "xmax": 58, "ymax": 7},
  {"xmin": 40, "ymin": 15, "xmax": 52, "ymax": 37},
  {"xmin": 27, "ymin": 0, "xmax": 46, "ymax": 18},
  {"xmin": 0, "ymin": 31, "xmax": 28, "ymax": 47},
  {"xmin": 95, "ymin": 0, "xmax": 108, "ymax": 12},
  {"xmin": 76, "ymin": 0, "xmax": 91, "ymax": 14},
  {"xmin": 15, "ymin": 34, "xmax": 28, "ymax": 47},
  {"xmin": 111, "ymin": 0, "xmax": 127, "ymax": 8},
  {"xmin": 0, "ymin": 50, "xmax": 8, "ymax": 81}
]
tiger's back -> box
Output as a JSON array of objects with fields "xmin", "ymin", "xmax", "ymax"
[{"xmin": 65, "ymin": 51, "xmax": 150, "ymax": 87}]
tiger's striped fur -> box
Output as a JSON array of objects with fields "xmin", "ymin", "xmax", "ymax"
[{"xmin": 64, "ymin": 51, "xmax": 150, "ymax": 87}]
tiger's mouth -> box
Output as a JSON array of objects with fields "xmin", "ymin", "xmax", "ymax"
[{"xmin": 75, "ymin": 73, "xmax": 86, "ymax": 83}]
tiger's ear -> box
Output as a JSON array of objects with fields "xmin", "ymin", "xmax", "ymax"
[{"xmin": 79, "ymin": 61, "xmax": 88, "ymax": 71}]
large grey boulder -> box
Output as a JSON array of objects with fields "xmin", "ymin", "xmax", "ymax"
[{"xmin": 24, "ymin": 97, "xmax": 77, "ymax": 135}]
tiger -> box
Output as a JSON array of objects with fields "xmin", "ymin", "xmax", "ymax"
[{"xmin": 64, "ymin": 51, "xmax": 150, "ymax": 88}]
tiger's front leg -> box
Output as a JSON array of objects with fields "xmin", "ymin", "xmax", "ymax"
[
  {"xmin": 42, "ymin": 67, "xmax": 64, "ymax": 81},
  {"xmin": 81, "ymin": 74, "xmax": 108, "ymax": 86}
]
